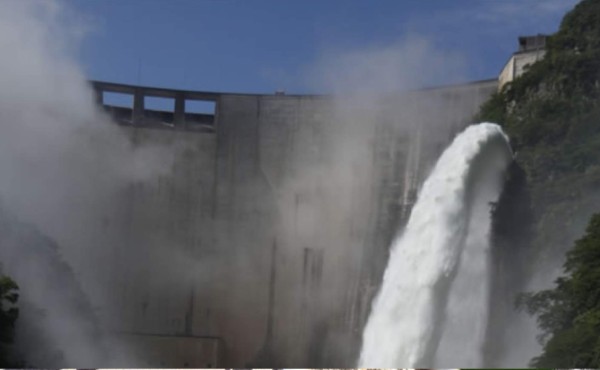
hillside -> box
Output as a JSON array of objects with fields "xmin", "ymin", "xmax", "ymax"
[{"xmin": 477, "ymin": 0, "xmax": 600, "ymax": 366}]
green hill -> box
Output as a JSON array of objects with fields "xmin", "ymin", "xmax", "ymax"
[{"xmin": 477, "ymin": 0, "xmax": 600, "ymax": 366}]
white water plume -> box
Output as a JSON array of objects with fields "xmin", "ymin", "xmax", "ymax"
[
  {"xmin": 358, "ymin": 122, "xmax": 512, "ymax": 367},
  {"xmin": 0, "ymin": 1, "xmax": 173, "ymax": 366}
]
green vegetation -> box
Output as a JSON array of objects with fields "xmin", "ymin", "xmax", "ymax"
[
  {"xmin": 0, "ymin": 274, "xmax": 19, "ymax": 365},
  {"xmin": 477, "ymin": 0, "xmax": 600, "ymax": 171},
  {"xmin": 476, "ymin": 0, "xmax": 600, "ymax": 366},
  {"xmin": 517, "ymin": 213, "xmax": 600, "ymax": 367},
  {"xmin": 477, "ymin": 0, "xmax": 600, "ymax": 272}
]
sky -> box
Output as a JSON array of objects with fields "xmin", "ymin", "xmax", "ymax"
[{"xmin": 66, "ymin": 0, "xmax": 579, "ymax": 95}]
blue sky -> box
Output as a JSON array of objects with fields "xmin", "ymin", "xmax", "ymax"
[{"xmin": 68, "ymin": 0, "xmax": 579, "ymax": 95}]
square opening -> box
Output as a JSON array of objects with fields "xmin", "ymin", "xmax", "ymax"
[
  {"xmin": 184, "ymin": 99, "xmax": 216, "ymax": 128},
  {"xmin": 185, "ymin": 100, "xmax": 216, "ymax": 115},
  {"xmin": 103, "ymin": 92, "xmax": 133, "ymax": 108},
  {"xmin": 144, "ymin": 96, "xmax": 175, "ymax": 112},
  {"xmin": 144, "ymin": 96, "xmax": 175, "ymax": 124},
  {"xmin": 102, "ymin": 92, "xmax": 134, "ymax": 124}
]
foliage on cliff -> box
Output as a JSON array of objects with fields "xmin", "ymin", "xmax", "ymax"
[
  {"xmin": 477, "ymin": 0, "xmax": 600, "ymax": 179},
  {"xmin": 477, "ymin": 0, "xmax": 600, "ymax": 266},
  {"xmin": 478, "ymin": 0, "xmax": 600, "ymax": 270},
  {"xmin": 517, "ymin": 213, "xmax": 600, "ymax": 368},
  {"xmin": 477, "ymin": 0, "xmax": 600, "ymax": 366}
]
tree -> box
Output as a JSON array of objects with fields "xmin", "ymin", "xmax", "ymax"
[{"xmin": 517, "ymin": 213, "xmax": 600, "ymax": 367}]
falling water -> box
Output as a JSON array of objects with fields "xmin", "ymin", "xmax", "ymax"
[{"xmin": 358, "ymin": 123, "xmax": 512, "ymax": 367}]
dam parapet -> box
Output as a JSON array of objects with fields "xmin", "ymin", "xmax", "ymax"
[{"xmin": 91, "ymin": 80, "xmax": 219, "ymax": 132}]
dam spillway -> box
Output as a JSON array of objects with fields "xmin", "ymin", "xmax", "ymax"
[
  {"xmin": 46, "ymin": 79, "xmax": 498, "ymax": 367},
  {"xmin": 359, "ymin": 123, "xmax": 512, "ymax": 367}
]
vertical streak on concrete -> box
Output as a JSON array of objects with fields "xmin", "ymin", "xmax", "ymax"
[
  {"xmin": 265, "ymin": 240, "xmax": 277, "ymax": 345},
  {"xmin": 256, "ymin": 97, "xmax": 261, "ymax": 175},
  {"xmin": 301, "ymin": 246, "xmax": 310, "ymax": 348},
  {"xmin": 184, "ymin": 287, "xmax": 195, "ymax": 335},
  {"xmin": 302, "ymin": 247, "xmax": 309, "ymax": 286},
  {"xmin": 214, "ymin": 98, "xmax": 232, "ymax": 220},
  {"xmin": 211, "ymin": 100, "xmax": 222, "ymax": 219},
  {"xmin": 413, "ymin": 123, "xmax": 423, "ymax": 196}
]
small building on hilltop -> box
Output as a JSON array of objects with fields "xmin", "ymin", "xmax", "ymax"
[{"xmin": 499, "ymin": 34, "xmax": 548, "ymax": 90}]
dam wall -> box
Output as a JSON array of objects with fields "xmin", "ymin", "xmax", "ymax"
[{"xmin": 85, "ymin": 79, "xmax": 498, "ymax": 367}]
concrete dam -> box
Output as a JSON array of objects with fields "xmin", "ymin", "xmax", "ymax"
[
  {"xmin": 71, "ymin": 78, "xmax": 498, "ymax": 367},
  {"xmin": 0, "ymin": 4, "xmax": 544, "ymax": 364}
]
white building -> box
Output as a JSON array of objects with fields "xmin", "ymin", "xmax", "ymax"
[{"xmin": 499, "ymin": 34, "xmax": 547, "ymax": 90}]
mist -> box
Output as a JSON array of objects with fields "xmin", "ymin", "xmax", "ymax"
[
  {"xmin": 250, "ymin": 36, "xmax": 493, "ymax": 365},
  {"xmin": 0, "ymin": 0, "xmax": 514, "ymax": 367},
  {"xmin": 0, "ymin": 0, "xmax": 176, "ymax": 366}
]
